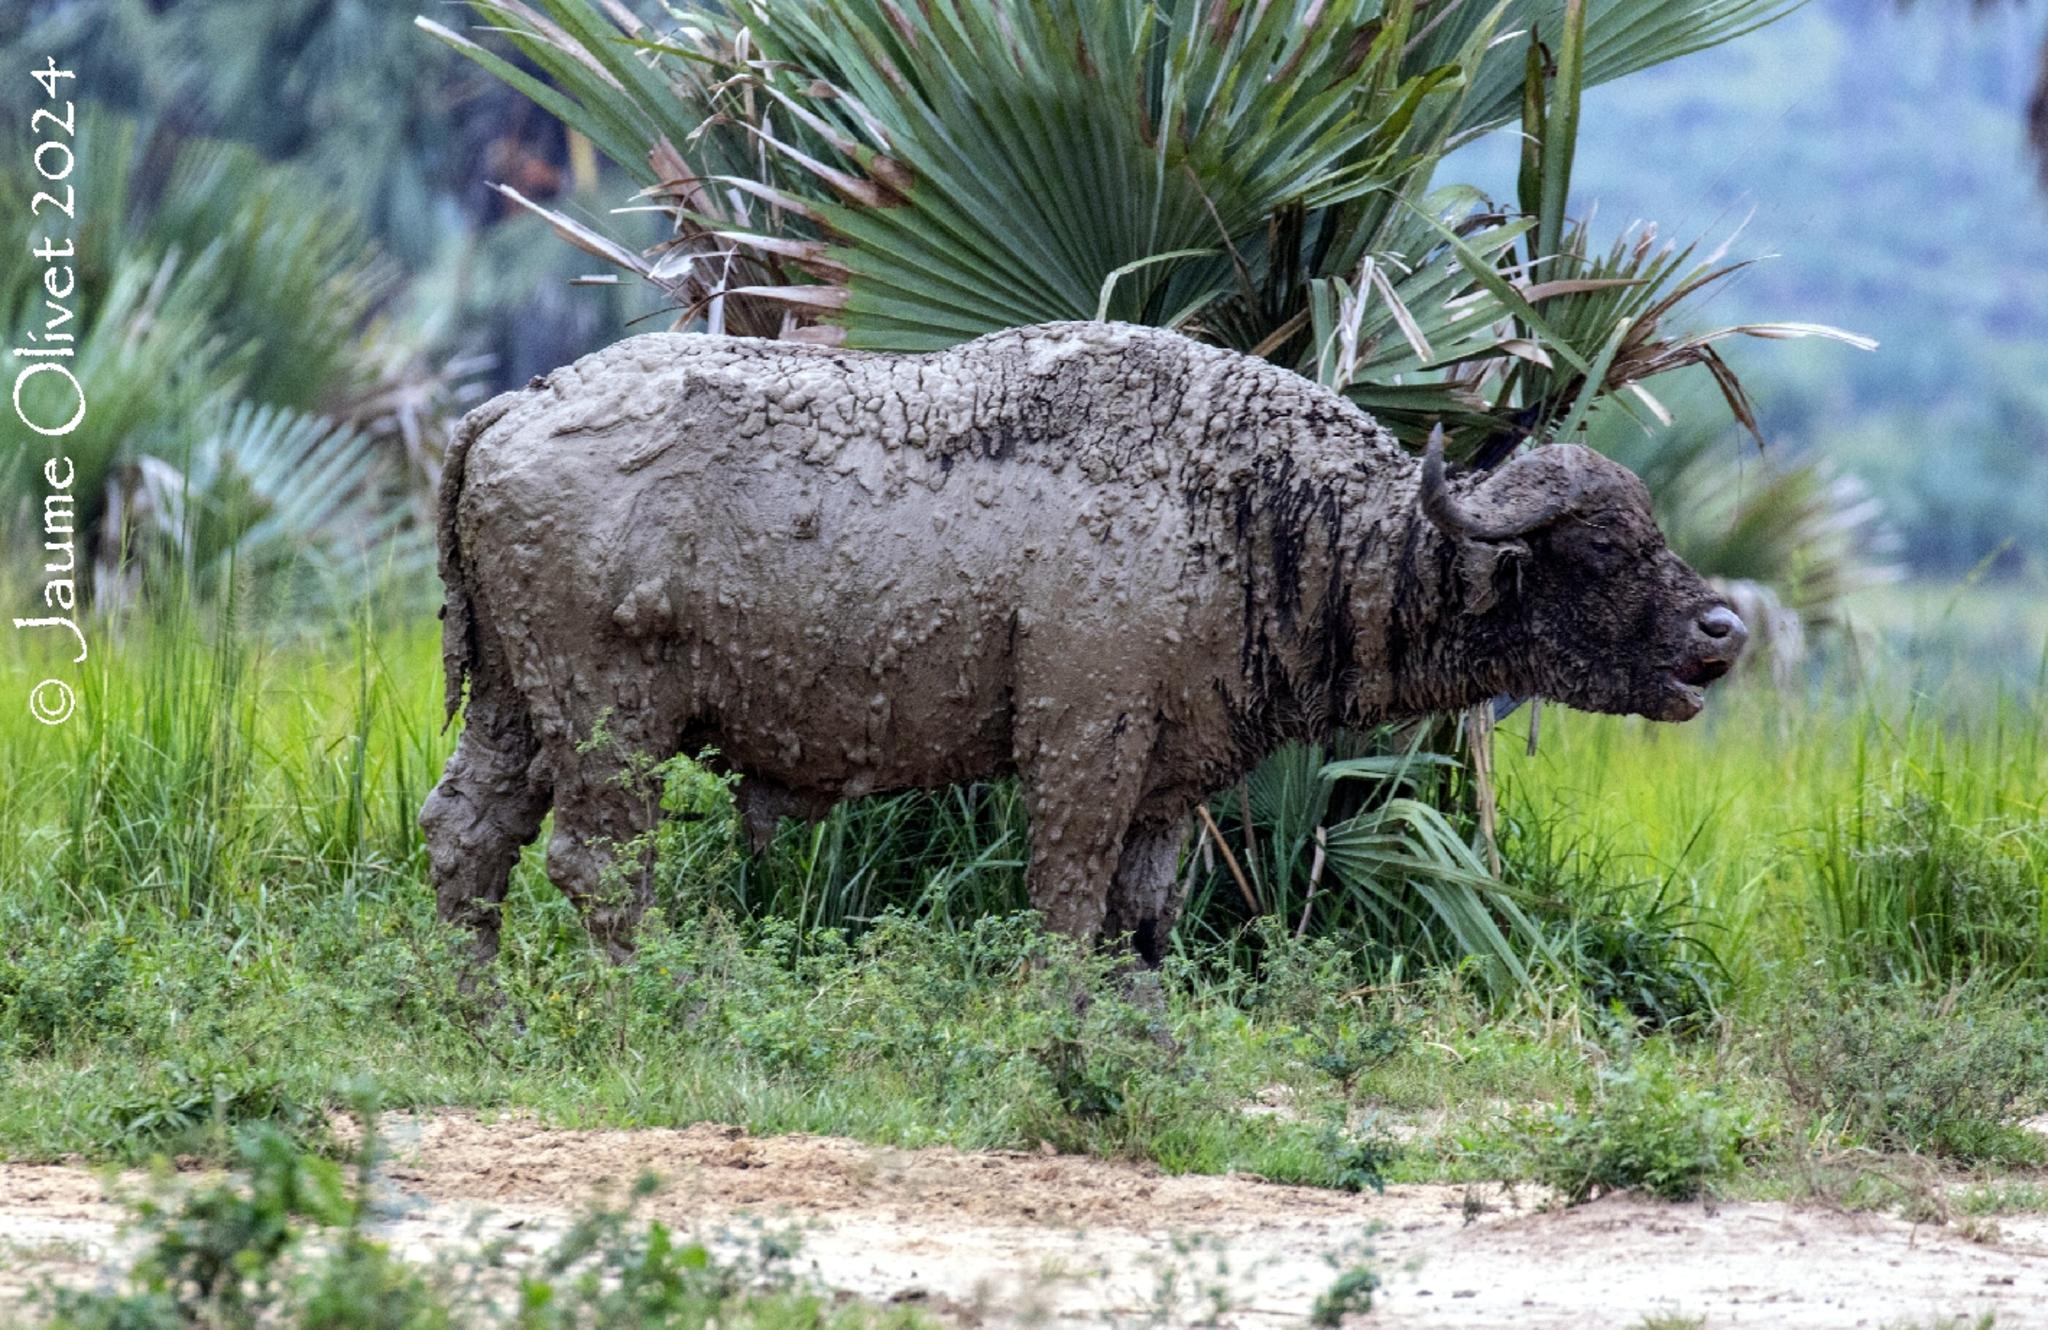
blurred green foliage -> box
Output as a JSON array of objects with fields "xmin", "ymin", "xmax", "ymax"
[
  {"xmin": 15, "ymin": 0, "xmax": 488, "ymax": 268},
  {"xmin": 1499, "ymin": 1049, "xmax": 1763, "ymax": 1202},
  {"xmin": 0, "ymin": 108, "xmax": 431, "ymax": 606},
  {"xmin": 1773, "ymin": 976, "xmax": 2048, "ymax": 1165},
  {"xmin": 7, "ymin": 0, "xmax": 668, "ymax": 390}
]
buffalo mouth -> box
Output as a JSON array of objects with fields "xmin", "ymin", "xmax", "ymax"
[
  {"xmin": 1676, "ymin": 657, "xmax": 1733, "ymax": 688},
  {"xmin": 1655, "ymin": 656, "xmax": 1736, "ymax": 720}
]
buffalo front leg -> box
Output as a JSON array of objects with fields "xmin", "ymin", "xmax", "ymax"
[
  {"xmin": 543, "ymin": 744, "xmax": 669, "ymax": 962},
  {"xmin": 1017, "ymin": 706, "xmax": 1160, "ymax": 946},
  {"xmin": 422, "ymin": 700, "xmax": 550, "ymax": 973},
  {"xmin": 735, "ymin": 775, "xmax": 831, "ymax": 854},
  {"xmin": 1102, "ymin": 818, "xmax": 1188, "ymax": 966}
]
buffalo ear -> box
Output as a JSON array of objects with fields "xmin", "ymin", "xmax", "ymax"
[{"xmin": 1459, "ymin": 537, "xmax": 1527, "ymax": 615}]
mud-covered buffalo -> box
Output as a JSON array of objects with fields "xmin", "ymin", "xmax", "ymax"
[{"xmin": 422, "ymin": 322, "xmax": 1745, "ymax": 965}]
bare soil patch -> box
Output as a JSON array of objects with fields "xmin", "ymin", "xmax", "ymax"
[{"xmin": 6, "ymin": 1113, "xmax": 2048, "ymax": 1326}]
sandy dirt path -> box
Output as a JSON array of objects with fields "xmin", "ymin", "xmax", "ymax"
[{"xmin": 5, "ymin": 1112, "xmax": 2047, "ymax": 1327}]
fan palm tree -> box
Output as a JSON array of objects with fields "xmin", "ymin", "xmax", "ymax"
[{"xmin": 425, "ymin": 0, "xmax": 1868, "ymax": 448}]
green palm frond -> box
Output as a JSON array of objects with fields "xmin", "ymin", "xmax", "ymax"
[
  {"xmin": 106, "ymin": 403, "xmax": 429, "ymax": 607},
  {"xmin": 0, "ymin": 107, "xmax": 397, "ymax": 416},
  {"xmin": 144, "ymin": 135, "xmax": 401, "ymax": 410},
  {"xmin": 1322, "ymin": 793, "xmax": 1550, "ymax": 994},
  {"xmin": 13, "ymin": 0, "xmax": 479, "ymax": 267},
  {"xmin": 1196, "ymin": 738, "xmax": 1553, "ymax": 994},
  {"xmin": 1410, "ymin": 0, "xmax": 1810, "ymax": 142},
  {"xmin": 434, "ymin": 0, "xmax": 1491, "ymax": 350}
]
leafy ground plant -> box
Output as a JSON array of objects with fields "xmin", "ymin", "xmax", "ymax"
[
  {"xmin": 1492, "ymin": 1049, "xmax": 1762, "ymax": 1203},
  {"xmin": 1773, "ymin": 978, "xmax": 2048, "ymax": 1167},
  {"xmin": 1633, "ymin": 1314, "xmax": 1707, "ymax": 1330},
  {"xmin": 1309, "ymin": 1264, "xmax": 1381, "ymax": 1326}
]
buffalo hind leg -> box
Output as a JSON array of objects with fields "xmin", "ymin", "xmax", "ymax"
[
  {"xmin": 1102, "ymin": 818, "xmax": 1188, "ymax": 967},
  {"xmin": 422, "ymin": 687, "xmax": 550, "ymax": 976},
  {"xmin": 735, "ymin": 775, "xmax": 831, "ymax": 854}
]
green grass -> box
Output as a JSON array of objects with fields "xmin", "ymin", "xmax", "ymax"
[
  {"xmin": 1845, "ymin": 574, "xmax": 2048, "ymax": 683},
  {"xmin": 0, "ymin": 585, "xmax": 2044, "ymax": 1214},
  {"xmin": 1494, "ymin": 636, "xmax": 2048, "ymax": 1003}
]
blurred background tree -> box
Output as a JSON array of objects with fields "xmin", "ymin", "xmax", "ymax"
[
  {"xmin": 1, "ymin": 0, "xmax": 673, "ymax": 605},
  {"xmin": 0, "ymin": 106, "xmax": 442, "ymax": 605}
]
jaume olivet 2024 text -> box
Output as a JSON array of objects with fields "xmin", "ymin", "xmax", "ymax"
[{"xmin": 14, "ymin": 57, "xmax": 85, "ymax": 727}]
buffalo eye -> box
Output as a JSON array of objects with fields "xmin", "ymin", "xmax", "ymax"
[{"xmin": 1582, "ymin": 533, "xmax": 1630, "ymax": 572}]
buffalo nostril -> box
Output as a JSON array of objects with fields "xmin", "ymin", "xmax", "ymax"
[{"xmin": 1698, "ymin": 606, "xmax": 1746, "ymax": 648}]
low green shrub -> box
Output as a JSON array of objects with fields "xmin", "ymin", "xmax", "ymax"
[
  {"xmin": 32, "ymin": 1123, "xmax": 358, "ymax": 1330},
  {"xmin": 1309, "ymin": 1265, "xmax": 1379, "ymax": 1325},
  {"xmin": 1317, "ymin": 1122, "xmax": 1401, "ymax": 1195},
  {"xmin": 616, "ymin": 909, "xmax": 1280, "ymax": 1167},
  {"xmin": 1773, "ymin": 979, "xmax": 2048, "ymax": 1165},
  {"xmin": 92, "ymin": 1059, "xmax": 326, "ymax": 1157},
  {"xmin": 1506, "ymin": 1051, "xmax": 1760, "ymax": 1203},
  {"xmin": 0, "ymin": 933, "xmax": 131, "ymax": 1055}
]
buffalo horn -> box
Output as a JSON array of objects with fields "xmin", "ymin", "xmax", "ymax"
[{"xmin": 1419, "ymin": 426, "xmax": 1579, "ymax": 541}]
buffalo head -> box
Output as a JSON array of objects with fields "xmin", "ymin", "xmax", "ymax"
[{"xmin": 1419, "ymin": 429, "xmax": 1746, "ymax": 721}]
